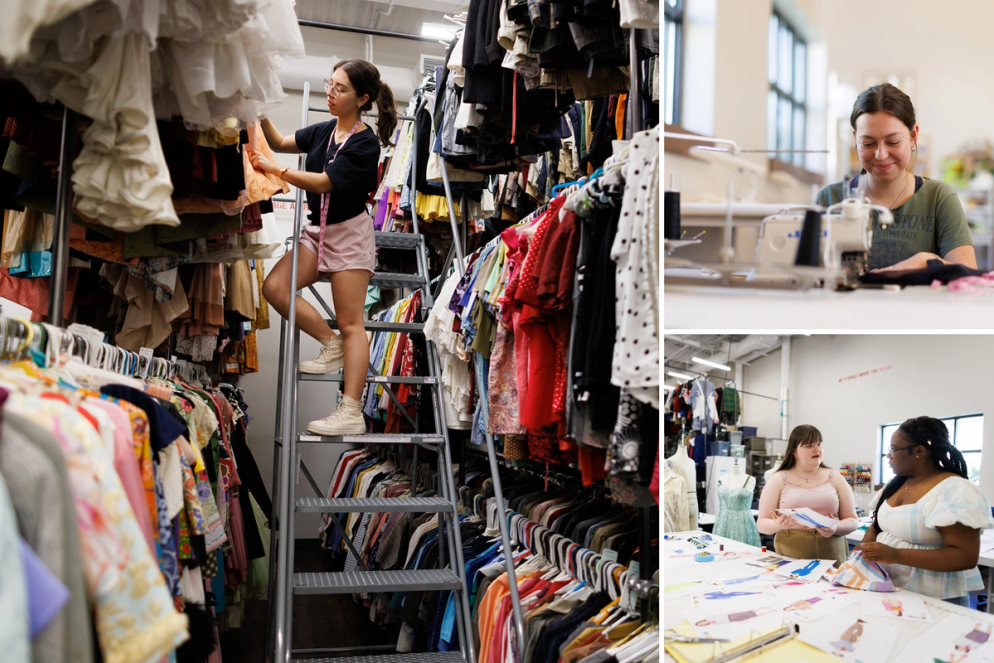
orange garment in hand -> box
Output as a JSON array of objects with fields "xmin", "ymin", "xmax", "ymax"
[{"xmin": 243, "ymin": 123, "xmax": 290, "ymax": 204}]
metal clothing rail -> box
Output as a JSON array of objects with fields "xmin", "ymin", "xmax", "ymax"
[
  {"xmin": 48, "ymin": 107, "xmax": 79, "ymax": 326},
  {"xmin": 297, "ymin": 19, "xmax": 442, "ymax": 44}
]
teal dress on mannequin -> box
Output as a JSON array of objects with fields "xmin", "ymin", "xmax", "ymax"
[{"xmin": 713, "ymin": 480, "xmax": 762, "ymax": 547}]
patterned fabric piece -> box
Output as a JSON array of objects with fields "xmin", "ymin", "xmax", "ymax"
[
  {"xmin": 487, "ymin": 320, "xmax": 525, "ymax": 435},
  {"xmin": 609, "ymin": 391, "xmax": 641, "ymax": 477},
  {"xmin": 9, "ymin": 395, "xmax": 189, "ymax": 663}
]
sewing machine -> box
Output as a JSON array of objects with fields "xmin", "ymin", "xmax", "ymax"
[{"xmin": 754, "ymin": 196, "xmax": 893, "ymax": 289}]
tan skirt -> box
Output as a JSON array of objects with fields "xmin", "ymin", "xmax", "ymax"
[{"xmin": 774, "ymin": 529, "xmax": 850, "ymax": 567}]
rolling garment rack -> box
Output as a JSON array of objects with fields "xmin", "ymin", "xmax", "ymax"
[{"xmin": 267, "ymin": 76, "xmax": 520, "ymax": 663}]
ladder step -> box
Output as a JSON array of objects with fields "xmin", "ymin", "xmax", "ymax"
[
  {"xmin": 296, "ymin": 433, "xmax": 444, "ymax": 445},
  {"xmin": 297, "ymin": 653, "xmax": 466, "ymax": 663},
  {"xmin": 328, "ymin": 319, "xmax": 425, "ymax": 334},
  {"xmin": 294, "ymin": 569, "xmax": 462, "ymax": 594},
  {"xmin": 374, "ymin": 231, "xmax": 422, "ymax": 250},
  {"xmin": 295, "ymin": 496, "xmax": 452, "ymax": 513},
  {"xmin": 370, "ymin": 273, "xmax": 427, "ymax": 288},
  {"xmin": 299, "ymin": 372, "xmax": 437, "ymax": 385},
  {"xmin": 322, "ymin": 272, "xmax": 425, "ymax": 289}
]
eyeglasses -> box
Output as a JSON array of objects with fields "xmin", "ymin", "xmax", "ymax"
[
  {"xmin": 323, "ymin": 80, "xmax": 353, "ymax": 98},
  {"xmin": 886, "ymin": 446, "xmax": 915, "ymax": 457}
]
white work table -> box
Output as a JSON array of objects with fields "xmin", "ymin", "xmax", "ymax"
[
  {"xmin": 664, "ymin": 283, "xmax": 994, "ymax": 329},
  {"xmin": 665, "ymin": 530, "xmax": 994, "ymax": 662}
]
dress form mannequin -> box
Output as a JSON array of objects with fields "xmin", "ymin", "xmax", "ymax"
[
  {"xmin": 764, "ymin": 456, "xmax": 782, "ymax": 484},
  {"xmin": 667, "ymin": 442, "xmax": 699, "ymax": 529},
  {"xmin": 720, "ymin": 460, "xmax": 755, "ymax": 492},
  {"xmin": 713, "ymin": 458, "xmax": 760, "ymax": 546}
]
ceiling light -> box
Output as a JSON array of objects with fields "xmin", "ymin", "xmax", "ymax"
[
  {"xmin": 692, "ymin": 356, "xmax": 731, "ymax": 371},
  {"xmin": 421, "ymin": 22, "xmax": 457, "ymax": 39},
  {"xmin": 667, "ymin": 371, "xmax": 695, "ymax": 380}
]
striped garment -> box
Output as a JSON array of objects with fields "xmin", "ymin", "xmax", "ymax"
[{"xmin": 869, "ymin": 476, "xmax": 994, "ymax": 599}]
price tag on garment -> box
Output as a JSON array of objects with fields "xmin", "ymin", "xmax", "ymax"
[
  {"xmin": 628, "ymin": 561, "xmax": 640, "ymax": 577},
  {"xmin": 602, "ymin": 549, "xmax": 619, "ymax": 563},
  {"xmin": 138, "ymin": 347, "xmax": 154, "ymax": 379}
]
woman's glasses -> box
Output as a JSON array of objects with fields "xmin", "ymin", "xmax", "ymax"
[{"xmin": 323, "ymin": 80, "xmax": 353, "ymax": 98}]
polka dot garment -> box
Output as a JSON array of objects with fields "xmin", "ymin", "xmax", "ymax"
[{"xmin": 610, "ymin": 127, "xmax": 660, "ymax": 408}]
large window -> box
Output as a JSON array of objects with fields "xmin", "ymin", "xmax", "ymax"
[
  {"xmin": 663, "ymin": 0, "xmax": 683, "ymax": 126},
  {"xmin": 767, "ymin": 12, "xmax": 806, "ymax": 167},
  {"xmin": 879, "ymin": 415, "xmax": 983, "ymax": 486}
]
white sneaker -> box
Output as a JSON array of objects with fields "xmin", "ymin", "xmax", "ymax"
[
  {"xmin": 307, "ymin": 395, "xmax": 367, "ymax": 436},
  {"xmin": 299, "ymin": 335, "xmax": 344, "ymax": 374}
]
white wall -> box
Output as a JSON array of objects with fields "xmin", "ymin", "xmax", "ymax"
[
  {"xmin": 743, "ymin": 335, "xmax": 994, "ymax": 507},
  {"xmin": 665, "ymin": 0, "xmax": 826, "ymax": 261},
  {"xmin": 239, "ymin": 27, "xmax": 446, "ymax": 538},
  {"xmin": 816, "ymin": 0, "xmax": 994, "ymax": 180}
]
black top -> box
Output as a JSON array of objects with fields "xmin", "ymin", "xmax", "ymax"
[{"xmin": 295, "ymin": 119, "xmax": 380, "ymax": 225}]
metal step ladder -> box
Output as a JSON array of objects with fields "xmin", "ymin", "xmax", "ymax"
[{"xmin": 266, "ymin": 82, "xmax": 502, "ymax": 663}]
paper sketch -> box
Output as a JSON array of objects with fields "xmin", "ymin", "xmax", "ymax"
[
  {"xmin": 772, "ymin": 558, "xmax": 836, "ymax": 583},
  {"xmin": 799, "ymin": 613, "xmax": 900, "ymax": 663},
  {"xmin": 908, "ymin": 614, "xmax": 994, "ymax": 662},
  {"xmin": 861, "ymin": 593, "xmax": 934, "ymax": 623},
  {"xmin": 777, "ymin": 507, "xmax": 841, "ymax": 529}
]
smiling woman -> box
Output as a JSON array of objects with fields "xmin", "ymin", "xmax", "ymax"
[
  {"xmin": 757, "ymin": 424, "xmax": 859, "ymax": 567},
  {"xmin": 815, "ymin": 83, "xmax": 977, "ymax": 273},
  {"xmin": 857, "ymin": 416, "xmax": 994, "ymax": 606}
]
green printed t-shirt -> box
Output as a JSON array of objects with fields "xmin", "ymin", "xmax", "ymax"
[{"xmin": 816, "ymin": 177, "xmax": 973, "ymax": 271}]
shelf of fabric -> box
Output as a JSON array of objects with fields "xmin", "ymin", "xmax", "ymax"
[
  {"xmin": 295, "ymin": 496, "xmax": 452, "ymax": 513},
  {"xmin": 296, "ymin": 433, "xmax": 445, "ymax": 445},
  {"xmin": 294, "ymin": 569, "xmax": 462, "ymax": 594},
  {"xmin": 296, "ymin": 653, "xmax": 466, "ymax": 663},
  {"xmin": 326, "ymin": 319, "xmax": 426, "ymax": 333},
  {"xmin": 298, "ymin": 372, "xmax": 438, "ymax": 384},
  {"xmin": 374, "ymin": 232, "xmax": 422, "ymax": 250}
]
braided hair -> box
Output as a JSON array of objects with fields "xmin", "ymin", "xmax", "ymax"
[{"xmin": 871, "ymin": 416, "xmax": 969, "ymax": 533}]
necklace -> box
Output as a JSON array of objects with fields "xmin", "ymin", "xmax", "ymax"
[
  {"xmin": 794, "ymin": 466, "xmax": 820, "ymax": 484},
  {"xmin": 904, "ymin": 469, "xmax": 941, "ymax": 491},
  {"xmin": 867, "ymin": 172, "xmax": 911, "ymax": 210}
]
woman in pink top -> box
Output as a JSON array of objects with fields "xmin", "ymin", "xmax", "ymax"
[{"xmin": 757, "ymin": 425, "xmax": 859, "ymax": 566}]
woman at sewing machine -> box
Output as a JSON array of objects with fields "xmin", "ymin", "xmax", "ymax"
[{"xmin": 816, "ymin": 83, "xmax": 976, "ymax": 273}]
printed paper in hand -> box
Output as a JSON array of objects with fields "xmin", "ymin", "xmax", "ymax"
[
  {"xmin": 798, "ymin": 613, "xmax": 900, "ymax": 663},
  {"xmin": 772, "ymin": 558, "xmax": 837, "ymax": 583},
  {"xmin": 861, "ymin": 593, "xmax": 934, "ymax": 623},
  {"xmin": 777, "ymin": 507, "xmax": 842, "ymax": 530},
  {"xmin": 905, "ymin": 614, "xmax": 994, "ymax": 662}
]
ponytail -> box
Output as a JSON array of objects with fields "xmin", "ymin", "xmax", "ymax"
[
  {"xmin": 871, "ymin": 416, "xmax": 968, "ymax": 533},
  {"xmin": 332, "ymin": 59, "xmax": 398, "ymax": 148},
  {"xmin": 375, "ymin": 80, "xmax": 398, "ymax": 148}
]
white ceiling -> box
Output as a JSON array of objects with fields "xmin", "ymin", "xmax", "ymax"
[
  {"xmin": 664, "ymin": 335, "xmax": 783, "ymax": 383},
  {"xmin": 294, "ymin": 0, "xmax": 466, "ymax": 34}
]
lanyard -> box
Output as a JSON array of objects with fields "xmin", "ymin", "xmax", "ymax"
[{"xmin": 316, "ymin": 119, "xmax": 363, "ymax": 264}]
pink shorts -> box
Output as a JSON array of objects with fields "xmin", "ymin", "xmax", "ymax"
[{"xmin": 299, "ymin": 211, "xmax": 376, "ymax": 276}]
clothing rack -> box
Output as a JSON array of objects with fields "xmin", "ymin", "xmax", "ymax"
[{"xmin": 467, "ymin": 490, "xmax": 645, "ymax": 615}]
